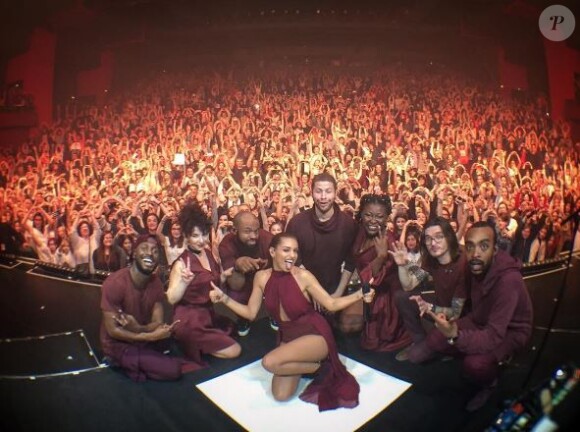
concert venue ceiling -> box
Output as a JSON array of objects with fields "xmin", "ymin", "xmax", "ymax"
[{"xmin": 0, "ymin": 1, "xmax": 578, "ymax": 78}]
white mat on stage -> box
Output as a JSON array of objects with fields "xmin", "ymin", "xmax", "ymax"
[{"xmin": 196, "ymin": 355, "xmax": 411, "ymax": 432}]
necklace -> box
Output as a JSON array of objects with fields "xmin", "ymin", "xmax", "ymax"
[{"xmin": 188, "ymin": 246, "xmax": 202, "ymax": 255}]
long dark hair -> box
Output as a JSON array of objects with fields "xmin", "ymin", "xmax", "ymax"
[
  {"xmin": 167, "ymin": 218, "xmax": 185, "ymax": 248},
  {"xmin": 76, "ymin": 220, "xmax": 94, "ymax": 237},
  {"xmin": 420, "ymin": 216, "xmax": 460, "ymax": 267},
  {"xmin": 93, "ymin": 231, "xmax": 122, "ymax": 271},
  {"xmin": 405, "ymin": 227, "xmax": 422, "ymax": 254}
]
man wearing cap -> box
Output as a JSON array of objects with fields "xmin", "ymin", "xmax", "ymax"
[{"xmin": 100, "ymin": 235, "xmax": 186, "ymax": 381}]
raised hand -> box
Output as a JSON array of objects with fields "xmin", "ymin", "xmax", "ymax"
[
  {"xmin": 373, "ymin": 227, "xmax": 390, "ymax": 259},
  {"xmin": 220, "ymin": 266, "xmax": 234, "ymax": 284},
  {"xmin": 388, "ymin": 240, "xmax": 409, "ymax": 266},
  {"xmin": 180, "ymin": 256, "xmax": 195, "ymax": 284}
]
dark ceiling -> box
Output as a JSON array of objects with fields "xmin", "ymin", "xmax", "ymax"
[{"xmin": 0, "ymin": 0, "xmax": 578, "ymax": 70}]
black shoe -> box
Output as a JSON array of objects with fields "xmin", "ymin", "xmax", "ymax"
[
  {"xmin": 237, "ymin": 319, "xmax": 251, "ymax": 337},
  {"xmin": 269, "ymin": 317, "xmax": 279, "ymax": 331}
]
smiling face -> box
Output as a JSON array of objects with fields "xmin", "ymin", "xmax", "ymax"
[
  {"xmin": 122, "ymin": 237, "xmax": 133, "ymax": 254},
  {"xmin": 146, "ymin": 214, "xmax": 159, "ymax": 232},
  {"xmin": 270, "ymin": 236, "xmax": 299, "ymax": 272},
  {"xmin": 360, "ymin": 202, "xmax": 387, "ymax": 238},
  {"xmin": 170, "ymin": 222, "xmax": 182, "ymax": 240},
  {"xmin": 102, "ymin": 232, "xmax": 114, "ymax": 248},
  {"xmin": 186, "ymin": 226, "xmax": 209, "ymax": 253},
  {"xmin": 79, "ymin": 221, "xmax": 90, "ymax": 238},
  {"xmin": 234, "ymin": 212, "xmax": 260, "ymax": 247},
  {"xmin": 134, "ymin": 239, "xmax": 160, "ymax": 275}
]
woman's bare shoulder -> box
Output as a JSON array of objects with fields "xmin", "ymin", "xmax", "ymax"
[{"xmin": 255, "ymin": 268, "xmax": 272, "ymax": 282}]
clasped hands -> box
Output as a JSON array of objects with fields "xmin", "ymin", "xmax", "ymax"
[{"xmin": 114, "ymin": 309, "xmax": 180, "ymax": 340}]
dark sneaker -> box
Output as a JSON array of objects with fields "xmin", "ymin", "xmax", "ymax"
[
  {"xmin": 466, "ymin": 380, "xmax": 497, "ymax": 412},
  {"xmin": 237, "ymin": 319, "xmax": 251, "ymax": 337},
  {"xmin": 269, "ymin": 317, "xmax": 279, "ymax": 331}
]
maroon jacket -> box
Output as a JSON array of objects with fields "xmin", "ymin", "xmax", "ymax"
[{"xmin": 456, "ymin": 250, "xmax": 533, "ymax": 360}]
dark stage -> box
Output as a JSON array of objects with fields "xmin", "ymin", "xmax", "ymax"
[{"xmin": 1, "ymin": 256, "xmax": 579, "ymax": 432}]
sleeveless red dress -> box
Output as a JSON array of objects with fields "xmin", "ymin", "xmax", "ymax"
[
  {"xmin": 264, "ymin": 270, "xmax": 360, "ymax": 411},
  {"xmin": 172, "ymin": 249, "xmax": 236, "ymax": 367}
]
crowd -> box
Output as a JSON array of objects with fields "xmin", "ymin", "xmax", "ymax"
[
  {"xmin": 1, "ymin": 65, "xmax": 579, "ymax": 412},
  {"xmin": 1, "ymin": 67, "xmax": 579, "ymax": 268}
]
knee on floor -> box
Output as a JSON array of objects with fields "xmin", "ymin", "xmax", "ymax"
[
  {"xmin": 261, "ymin": 354, "xmax": 280, "ymax": 373},
  {"xmin": 272, "ymin": 388, "xmax": 295, "ymax": 402}
]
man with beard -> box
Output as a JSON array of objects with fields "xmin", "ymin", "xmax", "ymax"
[
  {"xmin": 219, "ymin": 211, "xmax": 273, "ymax": 336},
  {"xmin": 414, "ymin": 222, "xmax": 533, "ymax": 411},
  {"xmin": 286, "ymin": 173, "xmax": 357, "ymax": 313},
  {"xmin": 100, "ymin": 234, "xmax": 184, "ymax": 381}
]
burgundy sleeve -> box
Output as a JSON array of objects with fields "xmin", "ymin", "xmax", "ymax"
[
  {"xmin": 101, "ymin": 275, "xmax": 122, "ymax": 312},
  {"xmin": 453, "ymin": 254, "xmax": 468, "ymax": 299},
  {"xmin": 218, "ymin": 234, "xmax": 237, "ymax": 270},
  {"xmin": 456, "ymin": 274, "xmax": 522, "ymax": 354},
  {"xmin": 342, "ymin": 217, "xmax": 357, "ymax": 273}
]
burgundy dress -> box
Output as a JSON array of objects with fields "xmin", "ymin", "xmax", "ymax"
[
  {"xmin": 264, "ymin": 270, "xmax": 360, "ymax": 411},
  {"xmin": 172, "ymin": 249, "xmax": 236, "ymax": 367},
  {"xmin": 352, "ymin": 229, "xmax": 412, "ymax": 352}
]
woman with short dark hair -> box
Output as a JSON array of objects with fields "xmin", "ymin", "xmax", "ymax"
[{"xmin": 166, "ymin": 202, "xmax": 241, "ymax": 368}]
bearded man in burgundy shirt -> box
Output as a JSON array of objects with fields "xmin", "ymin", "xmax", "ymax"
[{"xmin": 219, "ymin": 211, "xmax": 273, "ymax": 336}]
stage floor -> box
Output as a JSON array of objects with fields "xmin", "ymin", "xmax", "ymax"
[{"xmin": 1, "ymin": 261, "xmax": 577, "ymax": 432}]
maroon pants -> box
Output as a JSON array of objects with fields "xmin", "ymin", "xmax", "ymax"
[
  {"xmin": 408, "ymin": 329, "xmax": 499, "ymax": 386},
  {"xmin": 394, "ymin": 287, "xmax": 427, "ymax": 343},
  {"xmin": 119, "ymin": 344, "xmax": 182, "ymax": 382}
]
